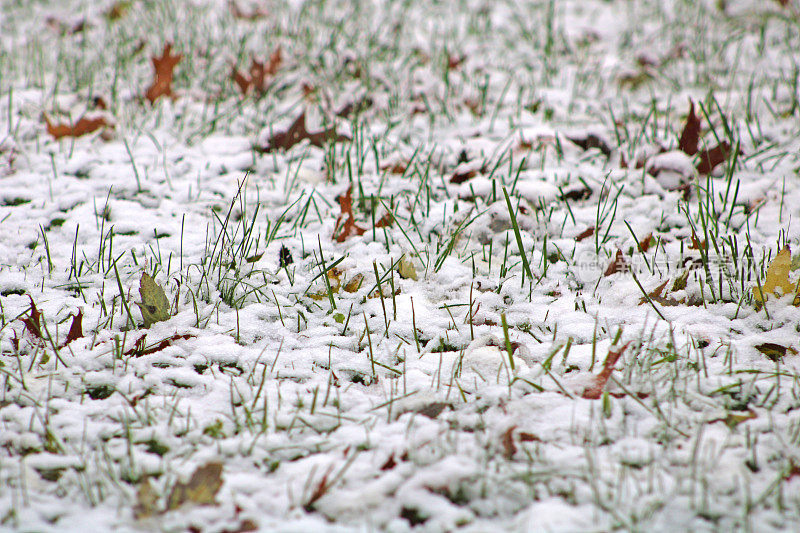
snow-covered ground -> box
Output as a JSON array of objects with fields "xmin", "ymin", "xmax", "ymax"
[{"xmin": 2, "ymin": 0, "xmax": 800, "ymax": 531}]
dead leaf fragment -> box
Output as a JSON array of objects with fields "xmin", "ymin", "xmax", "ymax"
[
  {"xmin": 755, "ymin": 342, "xmax": 797, "ymax": 361},
  {"xmin": 231, "ymin": 47, "xmax": 281, "ymax": 96},
  {"xmin": 603, "ymin": 249, "xmax": 627, "ymax": 277},
  {"xmin": 44, "ymin": 113, "xmax": 110, "ymax": 139},
  {"xmin": 145, "ymin": 43, "xmax": 182, "ymax": 104},
  {"xmin": 574, "ymin": 227, "xmax": 594, "ymax": 242},
  {"xmin": 167, "ymin": 462, "xmax": 224, "ymax": 510},
  {"xmin": 696, "ymin": 142, "xmax": 731, "ymax": 175},
  {"xmin": 63, "ymin": 309, "xmax": 83, "ymax": 346},
  {"xmin": 501, "ymin": 426, "xmax": 517, "ymax": 460},
  {"xmin": 678, "ymin": 100, "xmax": 701, "ymax": 156},
  {"xmin": 582, "ymin": 342, "xmax": 631, "ymax": 399},
  {"xmin": 22, "ymin": 296, "xmax": 42, "ymax": 340},
  {"xmin": 260, "ymin": 112, "xmax": 350, "ymax": 152},
  {"xmin": 333, "ymin": 186, "xmax": 366, "ymax": 242}
]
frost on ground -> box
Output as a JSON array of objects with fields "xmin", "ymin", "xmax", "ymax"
[{"xmin": 1, "ymin": 0, "xmax": 800, "ymax": 531}]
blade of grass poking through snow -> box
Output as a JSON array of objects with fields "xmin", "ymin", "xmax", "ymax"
[
  {"xmin": 502, "ymin": 186, "xmax": 535, "ymax": 284},
  {"xmin": 501, "ymin": 312, "xmax": 514, "ymax": 371},
  {"xmin": 113, "ymin": 261, "xmax": 137, "ymax": 330}
]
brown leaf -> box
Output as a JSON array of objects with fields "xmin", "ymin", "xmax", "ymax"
[
  {"xmin": 501, "ymin": 426, "xmax": 517, "ymax": 460},
  {"xmin": 574, "ymin": 227, "xmax": 595, "ymax": 242},
  {"xmin": 755, "ymin": 342, "xmax": 797, "ymax": 361},
  {"xmin": 696, "ymin": 142, "xmax": 731, "ymax": 175},
  {"xmin": 124, "ymin": 333, "xmax": 195, "ymax": 357},
  {"xmin": 450, "ymin": 168, "xmax": 477, "ymax": 184},
  {"xmin": 44, "ymin": 113, "xmax": 109, "ymax": 139},
  {"xmin": 689, "ymin": 230, "xmax": 706, "ymax": 250},
  {"xmin": 603, "ymin": 249, "xmax": 627, "ymax": 277},
  {"xmin": 333, "ymin": 186, "xmax": 366, "ymax": 243},
  {"xmin": 678, "ymin": 99, "xmax": 701, "ymax": 156},
  {"xmin": 232, "ymin": 47, "xmax": 282, "ymax": 96},
  {"xmin": 145, "ymin": 43, "xmax": 182, "ymax": 104},
  {"xmin": 167, "ymin": 462, "xmax": 224, "ymax": 510},
  {"xmin": 380, "ymin": 454, "xmax": 398, "ymax": 471},
  {"xmin": 639, "ymin": 280, "xmax": 669, "ymax": 305},
  {"xmin": 63, "ymin": 309, "xmax": 83, "ymax": 346},
  {"xmin": 638, "ymin": 232, "xmax": 653, "ymax": 253},
  {"xmin": 303, "ymin": 466, "xmax": 335, "ymax": 512},
  {"xmin": 22, "ymin": 296, "xmax": 42, "ymax": 340},
  {"xmin": 374, "ymin": 212, "xmax": 394, "ymax": 228},
  {"xmin": 260, "ymin": 111, "xmax": 350, "ymax": 152},
  {"xmin": 565, "ymin": 132, "xmax": 612, "ymax": 157},
  {"xmin": 582, "ymin": 342, "xmax": 631, "ymax": 399}
]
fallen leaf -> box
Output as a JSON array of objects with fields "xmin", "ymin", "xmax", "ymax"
[
  {"xmin": 689, "ymin": 230, "xmax": 706, "ymax": 250},
  {"xmin": 755, "ymin": 342, "xmax": 797, "ymax": 361},
  {"xmin": 167, "ymin": 462, "xmax": 224, "ymax": 510},
  {"xmin": 22, "ymin": 296, "xmax": 42, "ymax": 340},
  {"xmin": 333, "ymin": 186, "xmax": 366, "ymax": 242},
  {"xmin": 709, "ymin": 409, "xmax": 757, "ymax": 428},
  {"xmin": 582, "ymin": 342, "xmax": 631, "ymax": 399},
  {"xmin": 450, "ymin": 168, "xmax": 478, "ymax": 184},
  {"xmin": 574, "ymin": 227, "xmax": 594, "ymax": 242},
  {"xmin": 374, "ymin": 212, "xmax": 394, "ymax": 228},
  {"xmin": 124, "ymin": 333, "xmax": 195, "ymax": 357},
  {"xmin": 231, "ymin": 47, "xmax": 281, "ymax": 96},
  {"xmin": 639, "ymin": 280, "xmax": 669, "ymax": 305},
  {"xmin": 414, "ymin": 402, "xmax": 449, "ymax": 419},
  {"xmin": 343, "ymin": 273, "xmax": 364, "ymax": 293},
  {"xmin": 501, "ymin": 426, "xmax": 517, "ymax": 460},
  {"xmin": 134, "ymin": 478, "xmax": 159, "ymax": 519},
  {"xmin": 753, "ymin": 247, "xmax": 799, "ymax": 305},
  {"xmin": 696, "ymin": 142, "xmax": 731, "ymax": 175},
  {"xmin": 603, "ymin": 249, "xmax": 627, "ymax": 277},
  {"xmin": 136, "ymin": 273, "xmax": 172, "ymax": 328},
  {"xmin": 229, "ymin": 0, "xmax": 269, "ymax": 19},
  {"xmin": 565, "ymin": 132, "xmax": 612, "ymax": 157},
  {"xmin": 638, "ymin": 232, "xmax": 653, "ymax": 252},
  {"xmin": 279, "ymin": 245, "xmax": 293, "ymax": 268},
  {"xmin": 678, "ymin": 99, "xmax": 701, "ymax": 156},
  {"xmin": 63, "ymin": 309, "xmax": 83, "ymax": 346},
  {"xmin": 106, "ymin": 1, "xmax": 130, "ymax": 20},
  {"xmin": 259, "ymin": 112, "xmax": 350, "ymax": 152},
  {"xmin": 44, "ymin": 113, "xmax": 110, "ymax": 139},
  {"xmin": 145, "ymin": 43, "xmax": 182, "ymax": 104},
  {"xmin": 397, "ymin": 255, "xmax": 418, "ymax": 280}
]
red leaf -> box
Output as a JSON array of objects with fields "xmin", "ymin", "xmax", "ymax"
[
  {"xmin": 232, "ymin": 47, "xmax": 282, "ymax": 96},
  {"xmin": 638, "ymin": 232, "xmax": 653, "ymax": 253},
  {"xmin": 63, "ymin": 309, "xmax": 83, "ymax": 346},
  {"xmin": 581, "ymin": 342, "xmax": 631, "ymax": 399},
  {"xmin": 696, "ymin": 142, "xmax": 731, "ymax": 175},
  {"xmin": 145, "ymin": 43, "xmax": 182, "ymax": 104},
  {"xmin": 124, "ymin": 333, "xmax": 194, "ymax": 357},
  {"xmin": 603, "ymin": 249, "xmax": 627, "ymax": 277},
  {"xmin": 678, "ymin": 99, "xmax": 701, "ymax": 156},
  {"xmin": 374, "ymin": 212, "xmax": 394, "ymax": 228}
]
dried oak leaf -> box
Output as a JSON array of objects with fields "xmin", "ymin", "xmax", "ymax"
[
  {"xmin": 231, "ymin": 47, "xmax": 281, "ymax": 96},
  {"xmin": 696, "ymin": 141, "xmax": 731, "ymax": 175},
  {"xmin": 753, "ymin": 246, "xmax": 799, "ymax": 305},
  {"xmin": 259, "ymin": 112, "xmax": 350, "ymax": 153},
  {"xmin": 333, "ymin": 185, "xmax": 366, "ymax": 242},
  {"xmin": 603, "ymin": 249, "xmax": 627, "ymax": 277},
  {"xmin": 63, "ymin": 309, "xmax": 83, "ymax": 346},
  {"xmin": 581, "ymin": 342, "xmax": 631, "ymax": 399},
  {"xmin": 678, "ymin": 99, "xmax": 701, "ymax": 156},
  {"xmin": 44, "ymin": 113, "xmax": 110, "ymax": 139},
  {"xmin": 167, "ymin": 462, "xmax": 224, "ymax": 510},
  {"xmin": 145, "ymin": 43, "xmax": 182, "ymax": 104}
]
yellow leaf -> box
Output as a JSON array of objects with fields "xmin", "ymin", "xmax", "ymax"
[
  {"xmin": 753, "ymin": 247, "xmax": 798, "ymax": 305},
  {"xmin": 397, "ymin": 254, "xmax": 418, "ymax": 280},
  {"xmin": 343, "ymin": 273, "xmax": 364, "ymax": 293},
  {"xmin": 166, "ymin": 462, "xmax": 223, "ymax": 510},
  {"xmin": 136, "ymin": 272, "xmax": 172, "ymax": 328}
]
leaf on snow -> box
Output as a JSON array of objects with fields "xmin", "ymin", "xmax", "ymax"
[
  {"xmin": 581, "ymin": 341, "xmax": 631, "ymax": 400},
  {"xmin": 167, "ymin": 462, "xmax": 224, "ymax": 510},
  {"xmin": 574, "ymin": 226, "xmax": 594, "ymax": 242},
  {"xmin": 145, "ymin": 43, "xmax": 182, "ymax": 104},
  {"xmin": 696, "ymin": 141, "xmax": 731, "ymax": 175},
  {"xmin": 259, "ymin": 111, "xmax": 350, "ymax": 153},
  {"xmin": 231, "ymin": 47, "xmax": 281, "ymax": 96},
  {"xmin": 21, "ymin": 296, "xmax": 42, "ymax": 340},
  {"xmin": 603, "ymin": 249, "xmax": 627, "ymax": 277},
  {"xmin": 63, "ymin": 309, "xmax": 83, "ymax": 346},
  {"xmin": 136, "ymin": 272, "xmax": 172, "ymax": 328},
  {"xmin": 678, "ymin": 99, "xmax": 701, "ymax": 156},
  {"xmin": 44, "ymin": 113, "xmax": 110, "ymax": 139},
  {"xmin": 124, "ymin": 333, "xmax": 194, "ymax": 357},
  {"xmin": 753, "ymin": 247, "xmax": 799, "ymax": 305},
  {"xmin": 755, "ymin": 342, "xmax": 797, "ymax": 362},
  {"xmin": 333, "ymin": 186, "xmax": 366, "ymax": 242},
  {"xmin": 134, "ymin": 477, "xmax": 159, "ymax": 519}
]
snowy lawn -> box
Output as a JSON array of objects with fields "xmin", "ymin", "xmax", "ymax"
[{"xmin": 2, "ymin": 0, "xmax": 800, "ymax": 531}]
